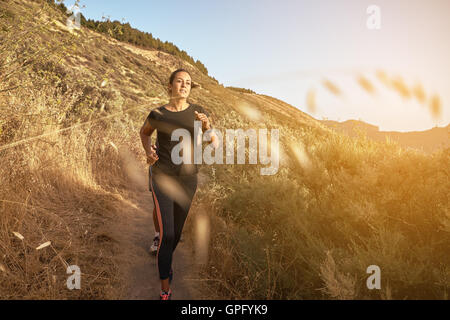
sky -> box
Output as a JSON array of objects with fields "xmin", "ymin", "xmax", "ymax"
[{"xmin": 74, "ymin": 0, "xmax": 450, "ymax": 132}]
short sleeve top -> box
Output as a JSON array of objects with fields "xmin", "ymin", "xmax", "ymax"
[{"xmin": 147, "ymin": 103, "xmax": 212, "ymax": 176}]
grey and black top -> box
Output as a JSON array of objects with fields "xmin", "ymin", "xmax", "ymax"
[{"xmin": 147, "ymin": 103, "xmax": 212, "ymax": 176}]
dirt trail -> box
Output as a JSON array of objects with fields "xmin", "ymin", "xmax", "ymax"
[{"xmin": 113, "ymin": 165, "xmax": 212, "ymax": 300}]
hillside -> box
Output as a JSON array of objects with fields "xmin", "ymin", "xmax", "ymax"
[
  {"xmin": 1, "ymin": 0, "xmax": 449, "ymax": 300},
  {"xmin": 322, "ymin": 119, "xmax": 449, "ymax": 154},
  {"xmin": 0, "ymin": 0, "xmax": 322, "ymax": 299}
]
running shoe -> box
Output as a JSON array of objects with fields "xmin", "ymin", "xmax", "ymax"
[
  {"xmin": 159, "ymin": 289, "xmax": 172, "ymax": 300},
  {"xmin": 150, "ymin": 235, "xmax": 159, "ymax": 255}
]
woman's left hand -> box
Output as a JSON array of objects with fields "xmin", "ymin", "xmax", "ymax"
[{"xmin": 195, "ymin": 111, "xmax": 211, "ymax": 131}]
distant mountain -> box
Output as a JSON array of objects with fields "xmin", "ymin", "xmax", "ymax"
[{"xmin": 321, "ymin": 119, "xmax": 449, "ymax": 154}]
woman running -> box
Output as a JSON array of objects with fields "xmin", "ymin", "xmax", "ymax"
[{"xmin": 139, "ymin": 68, "xmax": 218, "ymax": 300}]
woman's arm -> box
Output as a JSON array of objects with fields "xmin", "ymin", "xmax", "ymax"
[
  {"xmin": 195, "ymin": 110, "xmax": 220, "ymax": 149},
  {"xmin": 140, "ymin": 119, "xmax": 159, "ymax": 165}
]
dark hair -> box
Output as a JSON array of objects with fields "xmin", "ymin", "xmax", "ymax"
[
  {"xmin": 169, "ymin": 68, "xmax": 191, "ymax": 85},
  {"xmin": 168, "ymin": 68, "xmax": 199, "ymax": 95}
]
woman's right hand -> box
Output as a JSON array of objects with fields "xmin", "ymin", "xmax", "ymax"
[{"xmin": 146, "ymin": 144, "xmax": 159, "ymax": 165}]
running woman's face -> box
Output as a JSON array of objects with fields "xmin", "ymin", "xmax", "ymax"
[{"xmin": 169, "ymin": 72, "xmax": 191, "ymax": 99}]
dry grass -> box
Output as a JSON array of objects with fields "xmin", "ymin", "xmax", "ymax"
[
  {"xmin": 0, "ymin": 73, "xmax": 160, "ymax": 298},
  {"xmin": 319, "ymin": 251, "xmax": 357, "ymax": 300},
  {"xmin": 0, "ymin": 122, "xmax": 127, "ymax": 298},
  {"xmin": 199, "ymin": 124, "xmax": 449, "ymax": 299},
  {"xmin": 185, "ymin": 87, "xmax": 449, "ymax": 299},
  {"xmin": 0, "ymin": 0, "xmax": 160, "ymax": 298}
]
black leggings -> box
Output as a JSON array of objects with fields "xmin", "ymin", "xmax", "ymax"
[{"xmin": 149, "ymin": 166, "xmax": 198, "ymax": 280}]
